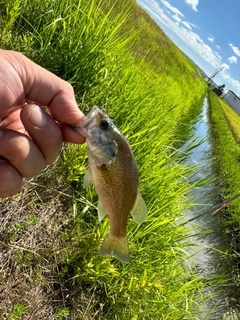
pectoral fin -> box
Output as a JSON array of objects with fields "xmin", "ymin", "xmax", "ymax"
[
  {"xmin": 131, "ymin": 190, "xmax": 148, "ymax": 224},
  {"xmin": 98, "ymin": 200, "xmax": 107, "ymax": 221},
  {"xmin": 83, "ymin": 167, "xmax": 93, "ymax": 188}
]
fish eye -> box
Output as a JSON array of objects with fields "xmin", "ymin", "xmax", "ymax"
[{"xmin": 100, "ymin": 119, "xmax": 110, "ymax": 130}]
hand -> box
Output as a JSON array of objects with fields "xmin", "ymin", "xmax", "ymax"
[{"xmin": 0, "ymin": 49, "xmax": 86, "ymax": 198}]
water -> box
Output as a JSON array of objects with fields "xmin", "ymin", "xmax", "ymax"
[{"xmin": 182, "ymin": 97, "xmax": 240, "ymax": 319}]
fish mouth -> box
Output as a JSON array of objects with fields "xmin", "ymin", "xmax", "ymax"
[{"xmin": 73, "ymin": 106, "xmax": 98, "ymax": 137}]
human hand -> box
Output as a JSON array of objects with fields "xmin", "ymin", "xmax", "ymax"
[{"xmin": 0, "ymin": 49, "xmax": 86, "ymax": 198}]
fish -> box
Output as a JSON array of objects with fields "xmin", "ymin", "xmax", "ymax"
[{"xmin": 74, "ymin": 106, "xmax": 147, "ymax": 263}]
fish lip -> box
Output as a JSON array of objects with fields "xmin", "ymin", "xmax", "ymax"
[
  {"xmin": 73, "ymin": 108, "xmax": 97, "ymax": 137},
  {"xmin": 73, "ymin": 120, "xmax": 91, "ymax": 137}
]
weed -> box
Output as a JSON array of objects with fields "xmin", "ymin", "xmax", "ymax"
[
  {"xmin": 9, "ymin": 302, "xmax": 26, "ymax": 320},
  {"xmin": 27, "ymin": 215, "xmax": 39, "ymax": 227},
  {"xmin": 54, "ymin": 308, "xmax": 70, "ymax": 320}
]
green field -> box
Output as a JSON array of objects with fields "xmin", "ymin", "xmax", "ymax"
[
  {"xmin": 221, "ymin": 99, "xmax": 240, "ymax": 143},
  {"xmin": 0, "ymin": 0, "xmax": 211, "ymax": 319},
  {"xmin": 208, "ymin": 91, "xmax": 240, "ymax": 288}
]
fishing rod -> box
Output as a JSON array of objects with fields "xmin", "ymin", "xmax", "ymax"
[{"xmin": 182, "ymin": 193, "xmax": 240, "ymax": 226}]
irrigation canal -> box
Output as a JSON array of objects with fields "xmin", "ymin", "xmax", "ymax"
[{"xmin": 182, "ymin": 97, "xmax": 240, "ymax": 319}]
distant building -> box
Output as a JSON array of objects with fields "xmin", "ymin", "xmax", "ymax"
[
  {"xmin": 223, "ymin": 90, "xmax": 240, "ymax": 115},
  {"xmin": 212, "ymin": 87, "xmax": 223, "ymax": 96}
]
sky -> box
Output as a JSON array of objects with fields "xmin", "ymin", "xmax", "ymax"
[{"xmin": 136, "ymin": 0, "xmax": 240, "ymax": 96}]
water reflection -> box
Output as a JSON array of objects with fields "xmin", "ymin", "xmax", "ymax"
[{"xmin": 183, "ymin": 97, "xmax": 240, "ymax": 319}]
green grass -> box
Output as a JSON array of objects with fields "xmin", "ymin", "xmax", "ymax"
[
  {"xmin": 220, "ymin": 99, "xmax": 240, "ymax": 143},
  {"xmin": 0, "ymin": 0, "xmax": 213, "ymax": 318},
  {"xmin": 208, "ymin": 91, "xmax": 240, "ymax": 288}
]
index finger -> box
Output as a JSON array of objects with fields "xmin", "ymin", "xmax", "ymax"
[{"xmin": 4, "ymin": 50, "xmax": 86, "ymax": 141}]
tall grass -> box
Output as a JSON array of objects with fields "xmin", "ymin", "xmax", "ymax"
[
  {"xmin": 0, "ymin": 0, "xmax": 210, "ymax": 318},
  {"xmin": 208, "ymin": 91, "xmax": 240, "ymax": 289},
  {"xmin": 221, "ymin": 99, "xmax": 240, "ymax": 144},
  {"xmin": 208, "ymin": 92, "xmax": 240, "ymax": 224}
]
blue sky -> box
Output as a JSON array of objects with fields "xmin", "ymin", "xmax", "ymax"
[{"xmin": 137, "ymin": 0, "xmax": 240, "ymax": 95}]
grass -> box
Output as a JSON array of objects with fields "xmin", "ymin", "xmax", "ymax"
[
  {"xmin": 220, "ymin": 99, "xmax": 240, "ymax": 143},
  {"xmin": 208, "ymin": 91, "xmax": 240, "ymax": 288},
  {"xmin": 0, "ymin": 0, "xmax": 212, "ymax": 318}
]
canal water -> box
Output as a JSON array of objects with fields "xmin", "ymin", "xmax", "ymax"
[{"xmin": 182, "ymin": 97, "xmax": 240, "ymax": 319}]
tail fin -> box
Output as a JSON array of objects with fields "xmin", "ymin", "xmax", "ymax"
[{"xmin": 100, "ymin": 232, "xmax": 130, "ymax": 264}]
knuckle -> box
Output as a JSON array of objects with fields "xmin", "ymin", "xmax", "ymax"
[
  {"xmin": 0, "ymin": 161, "xmax": 23, "ymax": 198},
  {"xmin": 64, "ymin": 81, "xmax": 74, "ymax": 94},
  {"xmin": 12, "ymin": 135, "xmax": 30, "ymax": 156},
  {"xmin": 10, "ymin": 136, "xmax": 45, "ymax": 177}
]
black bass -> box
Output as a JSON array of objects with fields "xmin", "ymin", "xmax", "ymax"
[{"xmin": 75, "ymin": 106, "xmax": 147, "ymax": 263}]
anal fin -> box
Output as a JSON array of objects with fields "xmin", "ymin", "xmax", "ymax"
[{"xmin": 98, "ymin": 200, "xmax": 107, "ymax": 221}]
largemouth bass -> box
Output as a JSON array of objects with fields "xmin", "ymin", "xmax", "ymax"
[{"xmin": 75, "ymin": 106, "xmax": 147, "ymax": 263}]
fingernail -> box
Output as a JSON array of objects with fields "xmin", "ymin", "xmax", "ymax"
[{"xmin": 28, "ymin": 105, "xmax": 47, "ymax": 127}]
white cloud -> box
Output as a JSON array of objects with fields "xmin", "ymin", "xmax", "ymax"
[
  {"xmin": 228, "ymin": 56, "xmax": 237, "ymax": 64},
  {"xmin": 216, "ymin": 45, "xmax": 221, "ymax": 50},
  {"xmin": 228, "ymin": 78, "xmax": 240, "ymax": 93},
  {"xmin": 208, "ymin": 37, "xmax": 214, "ymax": 43},
  {"xmin": 179, "ymin": 30, "xmax": 222, "ymax": 68},
  {"xmin": 182, "ymin": 21, "xmax": 200, "ymax": 30},
  {"xmin": 221, "ymin": 67, "xmax": 240, "ymax": 93},
  {"xmin": 172, "ymin": 14, "xmax": 182, "ymax": 22},
  {"xmin": 221, "ymin": 63, "xmax": 230, "ymax": 71},
  {"xmin": 229, "ymin": 43, "xmax": 240, "ymax": 56},
  {"xmin": 138, "ymin": 0, "xmax": 221, "ymax": 68},
  {"xmin": 185, "ymin": 0, "xmax": 199, "ymax": 12},
  {"xmin": 137, "ymin": 0, "xmax": 240, "ymax": 94},
  {"xmin": 160, "ymin": 0, "xmax": 184, "ymax": 17},
  {"xmin": 213, "ymin": 50, "xmax": 221, "ymax": 60},
  {"xmin": 182, "ymin": 21, "xmax": 192, "ymax": 30}
]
